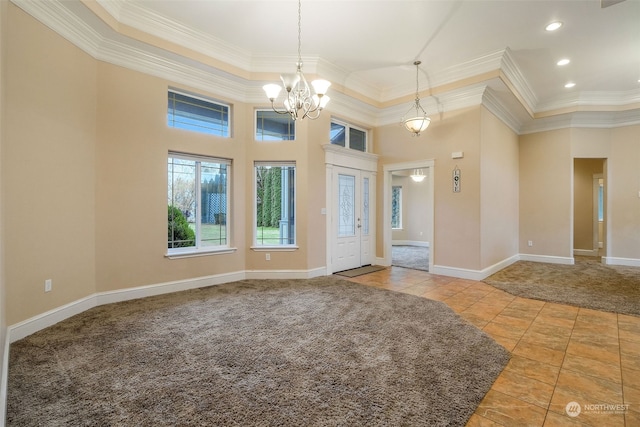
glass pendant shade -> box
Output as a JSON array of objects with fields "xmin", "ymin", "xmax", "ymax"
[
  {"xmin": 311, "ymin": 79, "xmax": 331, "ymax": 95},
  {"xmin": 263, "ymin": 84, "xmax": 282, "ymax": 101},
  {"xmin": 404, "ymin": 116, "xmax": 431, "ymax": 135},
  {"xmin": 410, "ymin": 169, "xmax": 426, "ymax": 182},
  {"xmin": 280, "ymin": 73, "xmax": 300, "ymax": 91},
  {"xmin": 312, "ymin": 94, "xmax": 330, "ymax": 109}
]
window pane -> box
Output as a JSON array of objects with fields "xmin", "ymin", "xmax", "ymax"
[
  {"xmin": 168, "ymin": 154, "xmax": 230, "ymax": 253},
  {"xmin": 256, "ymin": 164, "xmax": 296, "ymax": 245},
  {"xmin": 391, "ymin": 186, "xmax": 402, "ymax": 229},
  {"xmin": 168, "ymin": 158, "xmax": 196, "ymax": 248},
  {"xmin": 362, "ymin": 177, "xmax": 369, "ymax": 235},
  {"xmin": 349, "ymin": 128, "xmax": 366, "ymax": 152},
  {"xmin": 598, "ymin": 183, "xmax": 604, "ymax": 222},
  {"xmin": 168, "ymin": 91, "xmax": 230, "ymax": 137},
  {"xmin": 338, "ymin": 174, "xmax": 355, "ymax": 237},
  {"xmin": 201, "ymin": 162, "xmax": 228, "ymax": 247},
  {"xmin": 330, "ymin": 122, "xmax": 346, "ymax": 147},
  {"xmin": 256, "ymin": 110, "xmax": 295, "ymax": 141}
]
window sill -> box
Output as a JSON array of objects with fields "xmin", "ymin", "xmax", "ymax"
[
  {"xmin": 250, "ymin": 246, "xmax": 299, "ymax": 252},
  {"xmin": 165, "ymin": 247, "xmax": 237, "ymax": 259}
]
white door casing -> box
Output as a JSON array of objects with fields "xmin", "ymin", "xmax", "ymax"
[
  {"xmin": 324, "ymin": 145, "xmax": 378, "ymax": 274},
  {"xmin": 332, "ymin": 168, "xmax": 374, "ymax": 272}
]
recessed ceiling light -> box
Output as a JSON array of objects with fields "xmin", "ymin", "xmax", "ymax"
[
  {"xmin": 545, "ymin": 21, "xmax": 563, "ymax": 31},
  {"xmin": 564, "ymin": 82, "xmax": 576, "ymax": 88},
  {"xmin": 557, "ymin": 58, "xmax": 570, "ymax": 66}
]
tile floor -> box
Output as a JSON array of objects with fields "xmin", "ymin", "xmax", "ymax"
[{"xmin": 343, "ymin": 266, "xmax": 640, "ymax": 427}]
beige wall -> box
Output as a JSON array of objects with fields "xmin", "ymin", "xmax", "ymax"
[
  {"xmin": 1, "ymin": 0, "xmax": 7, "ymax": 404},
  {"xmin": 480, "ymin": 108, "xmax": 519, "ymax": 268},
  {"xmin": 520, "ymin": 125, "xmax": 640, "ymax": 262},
  {"xmin": 4, "ymin": 5, "xmax": 97, "ymax": 325},
  {"xmin": 378, "ymin": 107, "xmax": 519, "ymax": 272},
  {"xmin": 376, "ymin": 107, "xmax": 483, "ymax": 269},
  {"xmin": 608, "ymin": 126, "xmax": 640, "ymax": 260},
  {"xmin": 95, "ymin": 64, "xmax": 247, "ymax": 291},
  {"xmin": 519, "ymin": 129, "xmax": 573, "ymax": 257}
]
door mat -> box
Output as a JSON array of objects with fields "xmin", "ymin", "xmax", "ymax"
[{"xmin": 334, "ymin": 265, "xmax": 386, "ymax": 278}]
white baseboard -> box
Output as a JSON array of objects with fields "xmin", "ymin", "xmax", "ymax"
[
  {"xmin": 375, "ymin": 257, "xmax": 390, "ymax": 267},
  {"xmin": 519, "ymin": 254, "xmax": 575, "ymax": 265},
  {"xmin": 244, "ymin": 267, "xmax": 326, "ymax": 280},
  {"xmin": 431, "ymin": 255, "xmax": 519, "ymax": 281},
  {"xmin": 430, "ymin": 265, "xmax": 484, "ymax": 281},
  {"xmin": 8, "ymin": 268, "xmax": 327, "ymax": 344},
  {"xmin": 96, "ymin": 272, "xmax": 245, "ymax": 307},
  {"xmin": 392, "ymin": 240, "xmax": 430, "ymax": 247},
  {"xmin": 573, "ymin": 248, "xmax": 599, "ymax": 257},
  {"xmin": 9, "ymin": 294, "xmax": 97, "ymax": 343},
  {"xmin": 603, "ymin": 257, "xmax": 640, "ymax": 267}
]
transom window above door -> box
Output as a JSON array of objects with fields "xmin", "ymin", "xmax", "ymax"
[{"xmin": 330, "ymin": 119, "xmax": 367, "ymax": 152}]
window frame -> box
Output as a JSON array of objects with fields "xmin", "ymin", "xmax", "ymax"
[
  {"xmin": 167, "ymin": 151, "xmax": 235, "ymax": 259},
  {"xmin": 252, "ymin": 161, "xmax": 298, "ymax": 251},
  {"xmin": 330, "ymin": 119, "xmax": 368, "ymax": 152},
  {"xmin": 255, "ymin": 109, "xmax": 296, "ymax": 141},
  {"xmin": 167, "ymin": 89, "xmax": 231, "ymax": 138}
]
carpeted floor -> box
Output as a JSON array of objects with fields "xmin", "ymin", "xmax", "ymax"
[
  {"xmin": 8, "ymin": 277, "xmax": 509, "ymax": 426},
  {"xmin": 392, "ymin": 245, "xmax": 429, "ymax": 271},
  {"xmin": 484, "ymin": 256, "xmax": 640, "ymax": 316}
]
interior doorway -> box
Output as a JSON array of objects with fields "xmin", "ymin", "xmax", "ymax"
[
  {"xmin": 383, "ymin": 160, "xmax": 434, "ymax": 270},
  {"xmin": 573, "ymin": 158, "xmax": 606, "ymax": 259}
]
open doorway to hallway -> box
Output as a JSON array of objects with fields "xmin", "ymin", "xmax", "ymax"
[
  {"xmin": 573, "ymin": 158, "xmax": 606, "ymax": 260},
  {"xmin": 384, "ymin": 161, "xmax": 434, "ymax": 272}
]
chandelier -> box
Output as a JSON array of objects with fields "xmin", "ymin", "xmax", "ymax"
[
  {"xmin": 401, "ymin": 61, "xmax": 431, "ymax": 136},
  {"xmin": 263, "ymin": 0, "xmax": 330, "ymax": 120}
]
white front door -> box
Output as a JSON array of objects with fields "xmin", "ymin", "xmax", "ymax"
[{"xmin": 332, "ymin": 167, "xmax": 373, "ymax": 272}]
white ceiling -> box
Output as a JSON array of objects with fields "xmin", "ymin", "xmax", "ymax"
[{"xmin": 13, "ymin": 0, "xmax": 640, "ymax": 132}]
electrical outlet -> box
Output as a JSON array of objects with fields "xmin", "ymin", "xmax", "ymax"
[
  {"xmin": 45, "ymin": 279, "xmax": 52, "ymax": 292},
  {"xmin": 266, "ymin": 253, "xmax": 270, "ymax": 261},
  {"xmin": 527, "ymin": 240, "xmax": 533, "ymax": 247}
]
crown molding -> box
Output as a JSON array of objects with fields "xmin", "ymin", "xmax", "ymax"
[
  {"xmin": 94, "ymin": 0, "xmax": 126, "ymax": 21},
  {"xmin": 520, "ymin": 108, "xmax": 640, "ymax": 134},
  {"xmin": 535, "ymin": 88, "xmax": 640, "ymax": 113},
  {"xmin": 11, "ymin": 0, "xmax": 639, "ymax": 135},
  {"xmin": 482, "ymin": 88, "xmax": 523, "ymax": 134},
  {"xmin": 98, "ymin": 38, "xmax": 250, "ymax": 103},
  {"xmin": 500, "ymin": 48, "xmax": 538, "ymax": 114}
]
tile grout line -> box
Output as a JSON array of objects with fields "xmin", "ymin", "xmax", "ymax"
[
  {"xmin": 541, "ymin": 303, "xmax": 579, "ymax": 426},
  {"xmin": 616, "ymin": 313, "xmax": 628, "ymax": 427}
]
